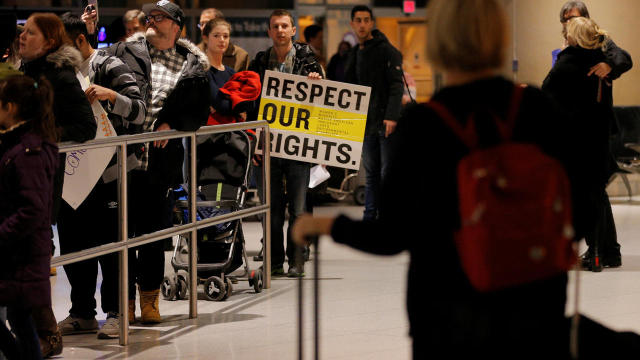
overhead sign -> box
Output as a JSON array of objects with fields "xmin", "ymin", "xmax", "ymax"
[
  {"xmin": 256, "ymin": 70, "xmax": 370, "ymax": 170},
  {"xmin": 403, "ymin": 0, "xmax": 416, "ymax": 14}
]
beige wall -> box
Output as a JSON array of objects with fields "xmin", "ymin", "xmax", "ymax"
[{"xmin": 503, "ymin": 0, "xmax": 640, "ymax": 105}]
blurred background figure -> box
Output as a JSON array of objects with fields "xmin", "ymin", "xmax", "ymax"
[
  {"xmin": 303, "ymin": 23, "xmax": 325, "ymax": 68},
  {"xmin": 326, "ymin": 40, "xmax": 350, "ymax": 82},
  {"xmin": 123, "ymin": 9, "xmax": 145, "ymax": 39}
]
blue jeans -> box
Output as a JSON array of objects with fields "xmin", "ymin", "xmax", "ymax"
[
  {"xmin": 361, "ymin": 133, "xmax": 392, "ymax": 220},
  {"xmin": 0, "ymin": 307, "xmax": 42, "ymax": 360},
  {"xmin": 258, "ymin": 158, "xmax": 310, "ymax": 268}
]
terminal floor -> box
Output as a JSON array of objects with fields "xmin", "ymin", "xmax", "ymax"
[{"xmin": 48, "ymin": 203, "xmax": 640, "ymax": 359}]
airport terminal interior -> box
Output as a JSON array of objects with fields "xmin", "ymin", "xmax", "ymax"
[{"xmin": 2, "ymin": 0, "xmax": 640, "ymax": 358}]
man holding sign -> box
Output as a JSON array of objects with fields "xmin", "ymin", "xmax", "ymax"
[{"xmin": 249, "ymin": 9, "xmax": 324, "ymax": 278}]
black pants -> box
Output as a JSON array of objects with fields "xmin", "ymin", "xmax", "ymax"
[
  {"xmin": 127, "ymin": 170, "xmax": 171, "ymax": 297},
  {"xmin": 58, "ymin": 182, "xmax": 119, "ymax": 318},
  {"xmin": 584, "ymin": 189, "xmax": 621, "ymax": 256}
]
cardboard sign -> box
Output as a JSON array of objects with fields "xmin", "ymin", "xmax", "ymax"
[
  {"xmin": 256, "ymin": 70, "xmax": 370, "ymax": 170},
  {"xmin": 62, "ymin": 73, "xmax": 117, "ymax": 209}
]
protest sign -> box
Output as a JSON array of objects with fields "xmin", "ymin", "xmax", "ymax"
[
  {"xmin": 255, "ymin": 70, "xmax": 370, "ymax": 170},
  {"xmin": 62, "ymin": 74, "xmax": 117, "ymax": 209}
]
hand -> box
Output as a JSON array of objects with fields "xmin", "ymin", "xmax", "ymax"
[
  {"xmin": 307, "ymin": 72, "xmax": 322, "ymax": 80},
  {"xmin": 81, "ymin": 9, "xmax": 97, "ymax": 35},
  {"xmin": 588, "ymin": 62, "xmax": 612, "ymax": 79},
  {"xmin": 383, "ymin": 120, "xmax": 397, "ymax": 138},
  {"xmin": 239, "ymin": 112, "xmax": 247, "ymax": 121},
  {"xmin": 252, "ymin": 154, "xmax": 262, "ymax": 166},
  {"xmin": 85, "ymin": 84, "xmax": 117, "ymax": 104},
  {"xmin": 290, "ymin": 214, "xmax": 334, "ymax": 246},
  {"xmin": 153, "ymin": 123, "xmax": 171, "ymax": 148}
]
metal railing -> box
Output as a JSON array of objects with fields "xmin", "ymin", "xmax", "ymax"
[{"xmin": 52, "ymin": 121, "xmax": 271, "ymax": 345}]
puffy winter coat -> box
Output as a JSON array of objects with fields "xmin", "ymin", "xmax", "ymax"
[{"xmin": 0, "ymin": 122, "xmax": 58, "ymax": 308}]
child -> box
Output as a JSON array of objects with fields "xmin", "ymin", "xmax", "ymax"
[{"xmin": 0, "ymin": 75, "xmax": 58, "ymax": 360}]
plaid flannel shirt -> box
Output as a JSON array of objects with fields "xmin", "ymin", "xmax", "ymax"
[{"xmin": 140, "ymin": 44, "xmax": 186, "ymax": 170}]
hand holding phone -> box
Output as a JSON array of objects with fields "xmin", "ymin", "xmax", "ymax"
[{"xmin": 83, "ymin": 0, "xmax": 98, "ymax": 34}]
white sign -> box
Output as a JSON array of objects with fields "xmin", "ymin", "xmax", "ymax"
[
  {"xmin": 255, "ymin": 71, "xmax": 371, "ymax": 170},
  {"xmin": 62, "ymin": 74, "xmax": 117, "ymax": 209}
]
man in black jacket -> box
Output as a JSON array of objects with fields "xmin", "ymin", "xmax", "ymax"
[
  {"xmin": 559, "ymin": 1, "xmax": 633, "ymax": 270},
  {"xmin": 344, "ymin": 5, "xmax": 403, "ymax": 221},
  {"xmin": 249, "ymin": 9, "xmax": 324, "ymax": 278},
  {"xmin": 124, "ymin": 0, "xmax": 210, "ymax": 324}
]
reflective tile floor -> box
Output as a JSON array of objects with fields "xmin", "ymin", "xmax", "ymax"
[{"xmin": 48, "ymin": 203, "xmax": 640, "ymax": 359}]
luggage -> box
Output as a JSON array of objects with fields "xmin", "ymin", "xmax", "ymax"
[{"xmin": 426, "ymin": 85, "xmax": 576, "ymax": 292}]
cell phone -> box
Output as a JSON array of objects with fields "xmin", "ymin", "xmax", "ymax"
[{"xmin": 85, "ymin": 0, "xmax": 99, "ymax": 23}]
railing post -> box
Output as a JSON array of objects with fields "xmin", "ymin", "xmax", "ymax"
[
  {"xmin": 117, "ymin": 143, "xmax": 129, "ymax": 345},
  {"xmin": 189, "ymin": 134, "xmax": 198, "ymax": 318},
  {"xmin": 264, "ymin": 125, "xmax": 271, "ymax": 289}
]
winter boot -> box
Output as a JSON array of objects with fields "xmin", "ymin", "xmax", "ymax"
[{"xmin": 140, "ymin": 289, "xmax": 162, "ymax": 324}]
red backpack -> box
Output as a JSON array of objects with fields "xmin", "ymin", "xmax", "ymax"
[{"xmin": 427, "ymin": 85, "xmax": 576, "ymax": 292}]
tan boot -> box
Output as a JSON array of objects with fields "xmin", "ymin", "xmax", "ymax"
[
  {"xmin": 128, "ymin": 299, "xmax": 136, "ymax": 324},
  {"xmin": 140, "ymin": 289, "xmax": 162, "ymax": 324}
]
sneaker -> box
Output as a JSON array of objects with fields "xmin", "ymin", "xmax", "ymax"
[
  {"xmin": 58, "ymin": 315, "xmax": 98, "ymax": 335},
  {"xmin": 39, "ymin": 328, "xmax": 63, "ymax": 358},
  {"xmin": 97, "ymin": 314, "xmax": 120, "ymax": 339},
  {"xmin": 271, "ymin": 266, "xmax": 285, "ymax": 277},
  {"xmin": 287, "ymin": 264, "xmax": 305, "ymax": 278}
]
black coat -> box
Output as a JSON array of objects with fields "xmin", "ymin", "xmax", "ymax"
[
  {"xmin": 343, "ymin": 30, "xmax": 404, "ymax": 136},
  {"xmin": 330, "ymin": 78, "xmax": 572, "ymax": 355},
  {"xmin": 22, "ymin": 45, "xmax": 97, "ymax": 222},
  {"xmin": 542, "ymin": 45, "xmax": 615, "ymax": 227},
  {"xmin": 0, "ymin": 123, "xmax": 58, "ymax": 309}
]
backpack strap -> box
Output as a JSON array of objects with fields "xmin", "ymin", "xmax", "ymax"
[
  {"xmin": 426, "ymin": 83, "xmax": 527, "ymax": 148},
  {"xmin": 427, "ymin": 101, "xmax": 479, "ymax": 149},
  {"xmin": 500, "ymin": 83, "xmax": 527, "ymax": 141}
]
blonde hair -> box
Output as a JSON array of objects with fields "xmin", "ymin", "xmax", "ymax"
[
  {"xmin": 426, "ymin": 0, "xmax": 507, "ymax": 72},
  {"xmin": 566, "ymin": 17, "xmax": 608, "ymax": 51}
]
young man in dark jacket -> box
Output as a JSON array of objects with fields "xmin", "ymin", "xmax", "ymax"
[
  {"xmin": 249, "ymin": 9, "xmax": 324, "ymax": 278},
  {"xmin": 56, "ymin": 13, "xmax": 146, "ymax": 340},
  {"xmin": 558, "ymin": 1, "xmax": 633, "ymax": 270},
  {"xmin": 343, "ymin": 5, "xmax": 403, "ymax": 221}
]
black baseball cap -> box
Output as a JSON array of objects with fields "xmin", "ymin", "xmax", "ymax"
[{"xmin": 142, "ymin": 0, "xmax": 184, "ymax": 28}]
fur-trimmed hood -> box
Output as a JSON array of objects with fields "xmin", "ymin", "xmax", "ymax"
[
  {"xmin": 126, "ymin": 32, "xmax": 209, "ymax": 71},
  {"xmin": 45, "ymin": 45, "xmax": 83, "ymax": 70}
]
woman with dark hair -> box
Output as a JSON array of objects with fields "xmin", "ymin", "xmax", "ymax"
[
  {"xmin": 18, "ymin": 13, "xmax": 95, "ymax": 358},
  {"xmin": 0, "ymin": 75, "xmax": 59, "ymax": 360},
  {"xmin": 326, "ymin": 40, "xmax": 350, "ymax": 82},
  {"xmin": 543, "ymin": 16, "xmax": 619, "ymax": 271}
]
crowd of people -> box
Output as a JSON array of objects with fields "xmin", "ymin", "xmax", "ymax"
[{"xmin": 0, "ymin": 0, "xmax": 634, "ymax": 359}]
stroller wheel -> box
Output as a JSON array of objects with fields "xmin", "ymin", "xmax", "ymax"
[
  {"xmin": 204, "ymin": 276, "xmax": 226, "ymax": 301},
  {"xmin": 223, "ymin": 277, "xmax": 233, "ymax": 300},
  {"xmin": 161, "ymin": 275, "xmax": 177, "ymax": 300},
  {"xmin": 253, "ymin": 270, "xmax": 263, "ymax": 293},
  {"xmin": 176, "ymin": 271, "xmax": 189, "ymax": 300}
]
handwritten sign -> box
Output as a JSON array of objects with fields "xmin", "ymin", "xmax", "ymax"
[
  {"xmin": 62, "ymin": 74, "xmax": 117, "ymax": 209},
  {"xmin": 255, "ymin": 70, "xmax": 370, "ymax": 170}
]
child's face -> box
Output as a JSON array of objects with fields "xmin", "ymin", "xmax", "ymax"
[{"xmin": 0, "ymin": 101, "xmax": 16, "ymax": 129}]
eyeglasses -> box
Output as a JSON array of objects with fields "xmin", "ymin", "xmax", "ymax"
[{"xmin": 146, "ymin": 14, "xmax": 169, "ymax": 24}]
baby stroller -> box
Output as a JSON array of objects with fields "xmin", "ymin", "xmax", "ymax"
[{"xmin": 161, "ymin": 129, "xmax": 264, "ymax": 301}]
